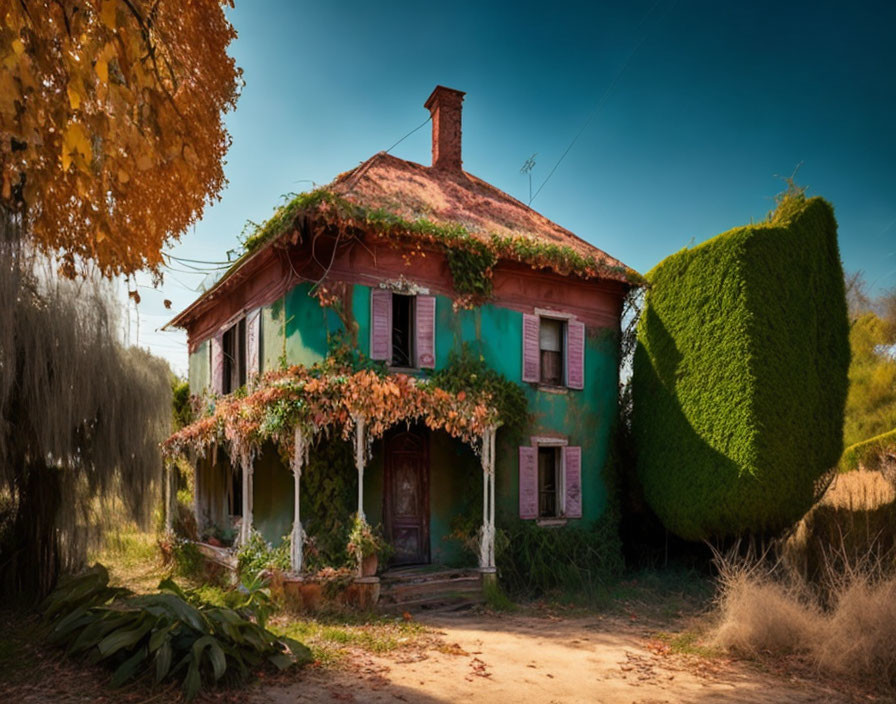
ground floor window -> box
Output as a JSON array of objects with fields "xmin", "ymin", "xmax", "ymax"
[{"xmin": 538, "ymin": 446, "xmax": 560, "ymax": 518}]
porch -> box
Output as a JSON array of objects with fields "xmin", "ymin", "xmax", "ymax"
[{"xmin": 180, "ymin": 421, "xmax": 499, "ymax": 584}]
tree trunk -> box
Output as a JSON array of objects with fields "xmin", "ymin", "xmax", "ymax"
[{"xmin": 0, "ymin": 462, "xmax": 62, "ymax": 603}]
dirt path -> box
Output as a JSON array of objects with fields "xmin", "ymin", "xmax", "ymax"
[{"xmin": 251, "ymin": 611, "xmax": 856, "ymax": 704}]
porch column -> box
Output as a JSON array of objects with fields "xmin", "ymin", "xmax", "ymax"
[
  {"xmin": 479, "ymin": 425, "xmax": 498, "ymax": 570},
  {"xmin": 290, "ymin": 427, "xmax": 308, "ymax": 574},
  {"xmin": 193, "ymin": 455, "xmax": 203, "ymax": 535},
  {"xmin": 239, "ymin": 449, "xmax": 254, "ymax": 545},
  {"xmin": 353, "ymin": 415, "xmax": 367, "ymax": 521},
  {"xmin": 164, "ymin": 461, "xmax": 173, "ymax": 533}
]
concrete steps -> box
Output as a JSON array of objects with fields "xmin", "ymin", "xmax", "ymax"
[{"xmin": 378, "ymin": 565, "xmax": 484, "ymax": 612}]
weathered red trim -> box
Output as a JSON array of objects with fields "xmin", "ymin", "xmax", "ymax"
[{"xmin": 183, "ymin": 231, "xmax": 626, "ymax": 351}]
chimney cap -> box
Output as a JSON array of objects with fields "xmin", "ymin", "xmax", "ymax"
[{"xmin": 424, "ymin": 85, "xmax": 466, "ymax": 110}]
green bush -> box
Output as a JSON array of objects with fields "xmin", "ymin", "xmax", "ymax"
[
  {"xmin": 840, "ymin": 428, "xmax": 896, "ymax": 472},
  {"xmin": 631, "ymin": 196, "xmax": 850, "ymax": 540},
  {"xmin": 42, "ymin": 564, "xmax": 311, "ymax": 700},
  {"xmin": 496, "ymin": 516, "xmax": 623, "ymax": 598},
  {"xmin": 236, "ymin": 532, "xmax": 291, "ymax": 580}
]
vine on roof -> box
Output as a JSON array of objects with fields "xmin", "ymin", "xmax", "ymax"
[{"xmin": 234, "ymin": 188, "xmax": 643, "ymax": 307}]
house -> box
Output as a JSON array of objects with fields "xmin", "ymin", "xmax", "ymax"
[{"xmin": 163, "ymin": 86, "xmax": 638, "ymax": 586}]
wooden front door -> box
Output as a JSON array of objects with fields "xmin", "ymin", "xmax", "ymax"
[{"xmin": 384, "ymin": 429, "xmax": 430, "ymax": 565}]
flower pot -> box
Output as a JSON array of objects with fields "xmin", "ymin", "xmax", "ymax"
[{"xmin": 360, "ymin": 553, "xmax": 378, "ymax": 577}]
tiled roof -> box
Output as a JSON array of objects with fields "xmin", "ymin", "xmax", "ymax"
[{"xmin": 327, "ymin": 151, "xmax": 633, "ymax": 279}]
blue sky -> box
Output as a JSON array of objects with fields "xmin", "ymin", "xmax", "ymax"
[{"xmin": 138, "ymin": 0, "xmax": 896, "ymax": 374}]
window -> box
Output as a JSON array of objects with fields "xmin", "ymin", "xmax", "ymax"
[
  {"xmin": 222, "ymin": 318, "xmax": 246, "ymax": 394},
  {"xmin": 391, "ymin": 294, "xmax": 414, "ymax": 368},
  {"xmin": 519, "ymin": 442, "xmax": 582, "ymax": 520},
  {"xmin": 539, "ymin": 318, "xmax": 564, "ymax": 386},
  {"xmin": 370, "ymin": 289, "xmax": 436, "ymax": 369},
  {"xmin": 538, "ymin": 446, "xmax": 560, "ymax": 518},
  {"xmin": 522, "ymin": 312, "xmax": 585, "ymax": 390}
]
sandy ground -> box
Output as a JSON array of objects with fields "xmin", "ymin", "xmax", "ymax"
[{"xmin": 250, "ymin": 611, "xmax": 859, "ymax": 704}]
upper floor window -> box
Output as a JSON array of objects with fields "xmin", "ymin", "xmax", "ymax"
[
  {"xmin": 539, "ymin": 318, "xmax": 564, "ymax": 386},
  {"xmin": 209, "ymin": 308, "xmax": 262, "ymax": 395},
  {"xmin": 222, "ymin": 318, "xmax": 246, "ymax": 394},
  {"xmin": 522, "ymin": 311, "xmax": 585, "ymax": 389},
  {"xmin": 370, "ymin": 289, "xmax": 436, "ymax": 369},
  {"xmin": 392, "ymin": 293, "xmax": 414, "ymax": 367}
]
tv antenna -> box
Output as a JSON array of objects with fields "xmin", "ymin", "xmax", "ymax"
[{"xmin": 520, "ymin": 154, "xmax": 537, "ymax": 204}]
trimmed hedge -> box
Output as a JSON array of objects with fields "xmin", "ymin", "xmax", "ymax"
[
  {"xmin": 840, "ymin": 428, "xmax": 896, "ymax": 472},
  {"xmin": 631, "ymin": 197, "xmax": 850, "ymax": 540}
]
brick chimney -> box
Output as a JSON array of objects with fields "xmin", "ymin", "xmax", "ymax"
[{"xmin": 424, "ymin": 85, "xmax": 465, "ymax": 171}]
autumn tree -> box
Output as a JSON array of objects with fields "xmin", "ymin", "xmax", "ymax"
[
  {"xmin": 0, "ymin": 1, "xmax": 241, "ymax": 600},
  {"xmin": 0, "ymin": 0, "xmax": 241, "ymax": 276},
  {"xmin": 844, "ymin": 274, "xmax": 896, "ymax": 446}
]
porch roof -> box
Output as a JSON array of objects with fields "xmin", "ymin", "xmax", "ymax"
[{"xmin": 162, "ymin": 361, "xmax": 501, "ymax": 463}]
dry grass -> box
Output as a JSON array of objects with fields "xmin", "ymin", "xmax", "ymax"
[
  {"xmin": 712, "ymin": 563, "xmax": 821, "ymax": 656},
  {"xmin": 822, "ymin": 469, "xmax": 895, "ymax": 510},
  {"xmin": 712, "ymin": 469, "xmax": 896, "ymax": 692}
]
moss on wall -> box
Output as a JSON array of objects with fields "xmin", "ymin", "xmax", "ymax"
[{"xmin": 631, "ymin": 197, "xmax": 850, "ymax": 541}]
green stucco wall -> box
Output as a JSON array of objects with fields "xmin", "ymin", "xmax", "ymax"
[{"xmin": 189, "ymin": 281, "xmax": 620, "ymax": 561}]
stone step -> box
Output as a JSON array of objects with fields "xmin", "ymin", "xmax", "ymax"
[
  {"xmin": 380, "ymin": 567, "xmax": 480, "ymax": 584},
  {"xmin": 380, "ymin": 576, "xmax": 482, "ymax": 601},
  {"xmin": 379, "ymin": 590, "xmax": 484, "ymax": 612}
]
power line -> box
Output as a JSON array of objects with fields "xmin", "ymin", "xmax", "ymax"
[
  {"xmin": 385, "ymin": 116, "xmax": 431, "ymax": 154},
  {"xmin": 529, "ymin": 0, "xmax": 676, "ymax": 205},
  {"xmin": 163, "ymin": 252, "xmax": 234, "ymax": 266}
]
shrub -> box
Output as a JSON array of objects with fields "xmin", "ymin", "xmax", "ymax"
[
  {"xmin": 236, "ymin": 532, "xmax": 291, "ymax": 581},
  {"xmin": 42, "ymin": 564, "xmax": 311, "ymax": 700},
  {"xmin": 496, "ymin": 516, "xmax": 623, "ymax": 598},
  {"xmin": 632, "ymin": 196, "xmax": 849, "ymax": 540},
  {"xmin": 840, "ymin": 428, "xmax": 896, "ymax": 473}
]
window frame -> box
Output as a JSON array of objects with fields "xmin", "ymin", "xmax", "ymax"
[{"xmin": 530, "ymin": 435, "xmax": 568, "ymax": 523}]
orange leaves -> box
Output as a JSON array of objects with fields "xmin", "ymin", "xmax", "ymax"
[
  {"xmin": 162, "ymin": 362, "xmax": 502, "ymax": 461},
  {"xmin": 0, "ymin": 0, "xmax": 241, "ymax": 278},
  {"xmin": 61, "ymin": 122, "xmax": 92, "ymax": 172}
]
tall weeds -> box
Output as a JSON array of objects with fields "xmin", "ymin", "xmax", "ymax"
[{"xmin": 711, "ymin": 470, "xmax": 896, "ymax": 689}]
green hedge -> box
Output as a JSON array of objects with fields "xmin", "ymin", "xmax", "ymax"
[
  {"xmin": 631, "ymin": 197, "xmax": 849, "ymax": 540},
  {"xmin": 840, "ymin": 428, "xmax": 896, "ymax": 472}
]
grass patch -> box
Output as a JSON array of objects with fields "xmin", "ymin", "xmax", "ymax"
[
  {"xmin": 89, "ymin": 526, "xmax": 163, "ymax": 593},
  {"xmin": 271, "ymin": 612, "xmax": 431, "ymax": 666},
  {"xmin": 653, "ymin": 630, "xmax": 720, "ymax": 658}
]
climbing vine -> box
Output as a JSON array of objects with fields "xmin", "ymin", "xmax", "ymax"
[
  {"xmin": 230, "ymin": 189, "xmax": 642, "ymax": 307},
  {"xmin": 163, "ymin": 355, "xmax": 502, "ymax": 465},
  {"xmin": 429, "ymin": 344, "xmax": 528, "ymax": 441}
]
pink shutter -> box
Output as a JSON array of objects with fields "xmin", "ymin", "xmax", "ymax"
[
  {"xmin": 370, "ymin": 289, "xmax": 392, "ymax": 361},
  {"xmin": 519, "ymin": 446, "xmax": 538, "ymax": 519},
  {"xmin": 521, "ymin": 313, "xmax": 540, "ymax": 383},
  {"xmin": 246, "ymin": 309, "xmax": 261, "ymax": 377},
  {"xmin": 566, "ymin": 320, "xmax": 585, "ymax": 390},
  {"xmin": 415, "ymin": 295, "xmax": 436, "ymax": 368},
  {"xmin": 563, "ymin": 446, "xmax": 582, "ymax": 518},
  {"xmin": 211, "ymin": 333, "xmax": 224, "ymax": 394}
]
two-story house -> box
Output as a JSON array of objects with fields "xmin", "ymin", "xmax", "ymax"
[{"xmin": 164, "ymin": 86, "xmax": 638, "ymax": 584}]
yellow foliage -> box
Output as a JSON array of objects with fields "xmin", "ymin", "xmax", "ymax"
[{"xmin": 0, "ymin": 0, "xmax": 241, "ymax": 277}]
